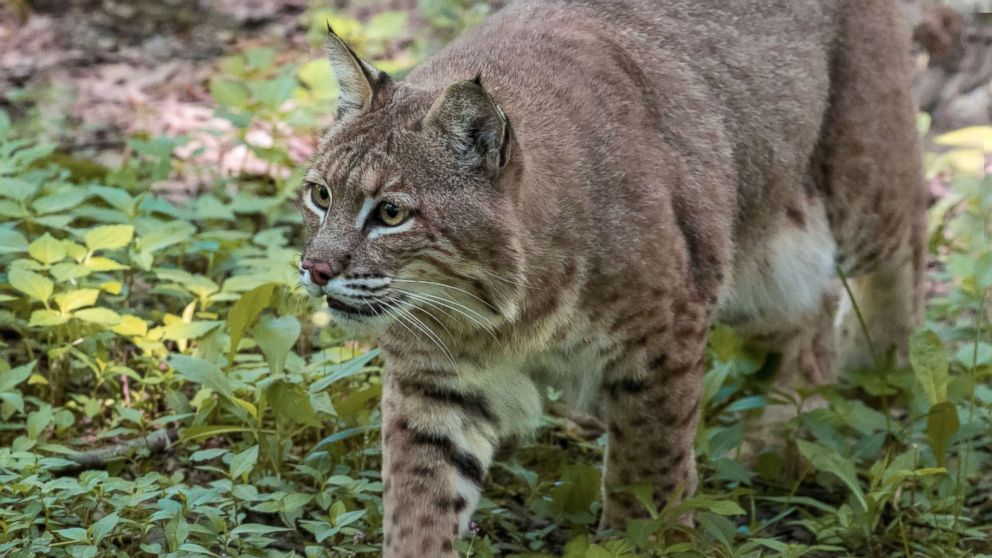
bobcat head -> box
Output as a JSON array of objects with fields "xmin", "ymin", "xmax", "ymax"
[{"xmin": 298, "ymin": 29, "xmax": 521, "ymax": 335}]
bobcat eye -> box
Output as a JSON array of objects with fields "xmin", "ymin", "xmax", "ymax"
[
  {"xmin": 377, "ymin": 201, "xmax": 408, "ymax": 226},
  {"xmin": 310, "ymin": 183, "xmax": 331, "ymax": 210}
]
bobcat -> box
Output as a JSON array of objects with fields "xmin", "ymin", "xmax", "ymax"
[{"xmin": 298, "ymin": 0, "xmax": 926, "ymax": 555}]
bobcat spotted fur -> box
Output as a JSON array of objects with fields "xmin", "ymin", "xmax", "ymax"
[{"xmin": 298, "ymin": 0, "xmax": 926, "ymax": 555}]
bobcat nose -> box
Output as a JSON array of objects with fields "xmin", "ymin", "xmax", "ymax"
[{"xmin": 302, "ymin": 258, "xmax": 343, "ymax": 286}]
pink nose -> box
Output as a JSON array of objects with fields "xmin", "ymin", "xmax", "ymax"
[{"xmin": 301, "ymin": 259, "xmax": 339, "ymax": 286}]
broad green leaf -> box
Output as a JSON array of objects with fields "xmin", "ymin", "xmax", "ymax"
[
  {"xmin": 54, "ymin": 288, "xmax": 99, "ymax": 313},
  {"xmin": 84, "ymin": 224, "xmax": 134, "ymax": 251},
  {"xmin": 136, "ymin": 221, "xmax": 195, "ymax": 253},
  {"xmin": 64, "ymin": 240, "xmax": 88, "ymax": 261},
  {"xmin": 161, "ymin": 320, "xmax": 222, "ymax": 341},
  {"xmin": 190, "ymin": 448, "xmax": 228, "ymax": 461},
  {"xmin": 244, "ymin": 46, "xmax": 276, "ymax": 69},
  {"xmin": 209, "ymin": 78, "xmax": 249, "ymax": 108},
  {"xmin": 229, "ymin": 444, "xmax": 259, "ymax": 479},
  {"xmin": 28, "ymin": 233, "xmax": 66, "ymax": 265},
  {"xmin": 29, "ymin": 309, "xmax": 69, "ymax": 327},
  {"xmin": 32, "ymin": 188, "xmax": 88, "ymax": 214},
  {"xmin": 27, "ymin": 404, "xmax": 52, "ymax": 439},
  {"xmin": 796, "ymin": 440, "xmax": 867, "ymax": 511},
  {"xmin": 926, "ymin": 401, "xmax": 959, "ymax": 467},
  {"xmin": 169, "ymin": 355, "xmax": 234, "ymax": 399},
  {"xmin": 976, "ymin": 252, "xmax": 992, "ymax": 290},
  {"xmin": 267, "ymin": 379, "xmax": 322, "ymax": 427},
  {"xmin": 549, "ymin": 463, "xmax": 601, "ymax": 521},
  {"xmin": 8, "ymin": 267, "xmax": 53, "ymax": 303},
  {"xmin": 0, "ymin": 227, "xmax": 28, "ymax": 253},
  {"xmin": 84, "ymin": 256, "xmax": 129, "ymax": 271},
  {"xmin": 689, "ymin": 497, "xmax": 746, "ymax": 516},
  {"xmin": 74, "ymin": 307, "xmax": 121, "ymax": 326},
  {"xmin": 254, "ymin": 315, "xmax": 300, "ymax": 375},
  {"xmin": 229, "ymin": 523, "xmax": 290, "ymax": 537},
  {"xmin": 111, "ymin": 315, "xmax": 147, "ymax": 337},
  {"xmin": 91, "ymin": 512, "xmax": 119, "ymax": 544},
  {"xmin": 0, "ymin": 361, "xmax": 34, "ymax": 392},
  {"xmin": 100, "ymin": 281, "xmax": 122, "ymax": 294},
  {"xmin": 909, "ymin": 329, "xmax": 948, "ymax": 405},
  {"xmin": 227, "ymin": 283, "xmax": 274, "ymax": 361},
  {"xmin": 55, "ymin": 527, "xmax": 89, "ymax": 542},
  {"xmin": 1, "ymin": 177, "xmax": 41, "ymax": 201}
]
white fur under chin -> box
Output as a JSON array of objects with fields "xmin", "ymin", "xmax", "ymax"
[{"xmin": 719, "ymin": 209, "xmax": 836, "ymax": 331}]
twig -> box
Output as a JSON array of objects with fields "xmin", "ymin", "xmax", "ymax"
[{"xmin": 56, "ymin": 429, "xmax": 178, "ymax": 475}]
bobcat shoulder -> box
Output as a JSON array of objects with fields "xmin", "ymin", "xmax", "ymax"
[{"xmin": 298, "ymin": 0, "xmax": 926, "ymax": 555}]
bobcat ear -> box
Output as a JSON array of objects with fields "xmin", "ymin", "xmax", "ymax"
[
  {"xmin": 424, "ymin": 77, "xmax": 511, "ymax": 176},
  {"xmin": 325, "ymin": 23, "xmax": 389, "ymax": 118}
]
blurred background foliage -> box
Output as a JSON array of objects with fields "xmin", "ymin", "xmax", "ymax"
[{"xmin": 0, "ymin": 1, "xmax": 991, "ymax": 557}]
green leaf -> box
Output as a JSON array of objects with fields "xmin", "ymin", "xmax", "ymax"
[
  {"xmin": 27, "ymin": 404, "xmax": 53, "ymax": 439},
  {"xmin": 29, "ymin": 309, "xmax": 69, "ymax": 327},
  {"xmin": 254, "ymin": 315, "xmax": 300, "ymax": 375},
  {"xmin": 84, "ymin": 224, "xmax": 134, "ymax": 251},
  {"xmin": 8, "ymin": 267, "xmax": 53, "ymax": 303},
  {"xmin": 926, "ymin": 401, "xmax": 959, "ymax": 467},
  {"xmin": 209, "ymin": 78, "xmax": 249, "ymax": 108},
  {"xmin": 170, "ymin": 355, "xmax": 234, "ymax": 400},
  {"xmin": 91, "ymin": 512, "xmax": 119, "ymax": 544},
  {"xmin": 708, "ymin": 422, "xmax": 746, "ymax": 458},
  {"xmin": 0, "ymin": 361, "xmax": 35, "ymax": 392},
  {"xmin": 227, "ymin": 283, "xmax": 274, "ymax": 361},
  {"xmin": 549, "ymin": 463, "xmax": 601, "ymax": 522},
  {"xmin": 190, "ymin": 448, "xmax": 228, "ymax": 461},
  {"xmin": 54, "ymin": 289, "xmax": 100, "ymax": 313},
  {"xmin": 689, "ymin": 497, "xmax": 746, "ymax": 516},
  {"xmin": 161, "ymin": 320, "xmax": 222, "ymax": 341},
  {"xmin": 136, "ymin": 221, "xmax": 195, "ymax": 253},
  {"xmin": 796, "ymin": 440, "xmax": 867, "ymax": 511},
  {"xmin": 28, "ymin": 233, "xmax": 66, "ymax": 265},
  {"xmin": 976, "ymin": 252, "xmax": 992, "ymax": 290},
  {"xmin": 55, "ymin": 527, "xmax": 89, "ymax": 542},
  {"xmin": 229, "ymin": 523, "xmax": 290, "ymax": 537},
  {"xmin": 0, "ymin": 227, "xmax": 28, "ymax": 253},
  {"xmin": 110, "ymin": 315, "xmax": 147, "ymax": 337},
  {"xmin": 73, "ymin": 307, "xmax": 121, "ymax": 326},
  {"xmin": 244, "ymin": 46, "xmax": 276, "ymax": 69},
  {"xmin": 909, "ymin": 329, "xmax": 949, "ymax": 405},
  {"xmin": 229, "ymin": 444, "xmax": 259, "ymax": 480},
  {"xmin": 267, "ymin": 379, "xmax": 322, "ymax": 427},
  {"xmin": 32, "ymin": 188, "xmax": 89, "ymax": 214},
  {"xmin": 84, "ymin": 256, "xmax": 129, "ymax": 271}
]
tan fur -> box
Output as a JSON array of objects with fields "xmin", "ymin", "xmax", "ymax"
[{"xmin": 297, "ymin": 1, "xmax": 926, "ymax": 555}]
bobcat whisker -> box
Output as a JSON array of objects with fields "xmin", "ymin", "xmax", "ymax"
[
  {"xmin": 380, "ymin": 297, "xmax": 458, "ymax": 368},
  {"xmin": 391, "ymin": 278, "xmax": 500, "ymax": 314},
  {"xmin": 393, "ymin": 288, "xmax": 502, "ymax": 343},
  {"xmin": 401, "ymin": 296, "xmax": 455, "ymax": 340},
  {"xmin": 372, "ymin": 298, "xmax": 426, "ymax": 349}
]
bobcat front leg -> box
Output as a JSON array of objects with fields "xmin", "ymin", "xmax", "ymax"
[
  {"xmin": 600, "ymin": 296, "xmax": 709, "ymax": 528},
  {"xmin": 379, "ymin": 364, "xmax": 538, "ymax": 557}
]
